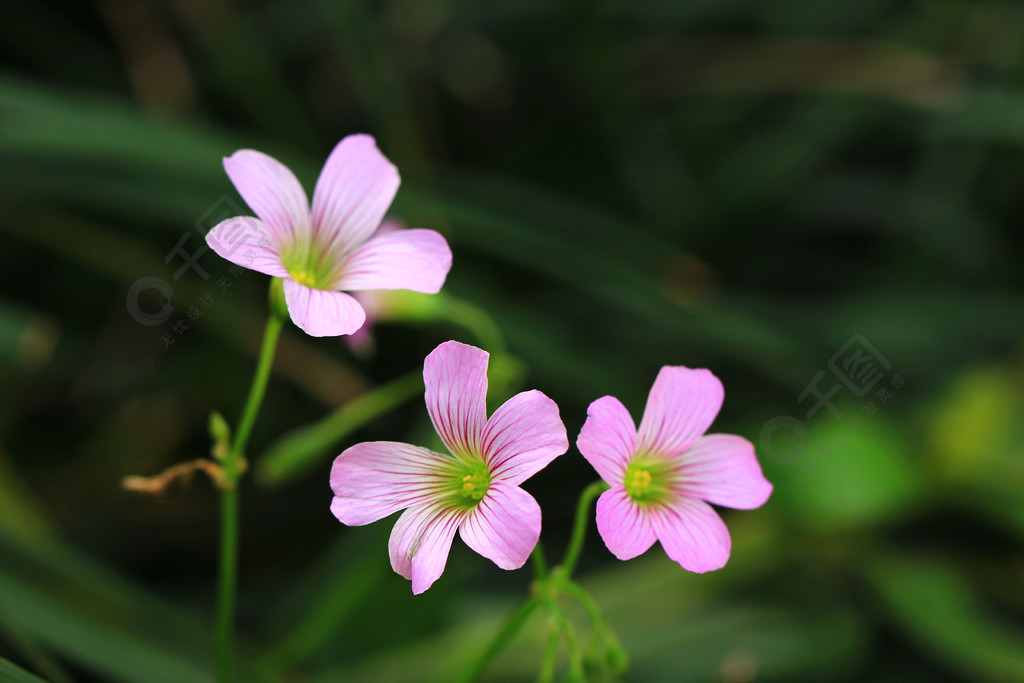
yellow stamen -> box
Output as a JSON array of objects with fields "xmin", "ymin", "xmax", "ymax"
[{"xmin": 291, "ymin": 270, "xmax": 317, "ymax": 287}]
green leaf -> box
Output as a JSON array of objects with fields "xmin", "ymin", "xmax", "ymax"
[
  {"xmin": 764, "ymin": 414, "xmax": 923, "ymax": 531},
  {"xmin": 0, "ymin": 656, "xmax": 47, "ymax": 683},
  {"xmin": 257, "ymin": 372, "xmax": 422, "ymax": 486},
  {"xmin": 866, "ymin": 556, "xmax": 1024, "ymax": 681}
]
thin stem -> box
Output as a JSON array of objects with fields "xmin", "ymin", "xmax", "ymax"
[
  {"xmin": 559, "ymin": 481, "xmax": 609, "ymax": 579},
  {"xmin": 458, "ymin": 597, "xmax": 541, "ymax": 683},
  {"xmin": 537, "ymin": 627, "xmax": 561, "ymax": 683},
  {"xmin": 531, "ymin": 543, "xmax": 548, "ymax": 580},
  {"xmin": 216, "ymin": 310, "xmax": 284, "ymax": 683},
  {"xmin": 561, "ymin": 581, "xmax": 603, "ymax": 629}
]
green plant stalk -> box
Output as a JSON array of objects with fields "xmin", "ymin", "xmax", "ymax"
[
  {"xmin": 458, "ymin": 597, "xmax": 542, "ymax": 683},
  {"xmin": 216, "ymin": 310, "xmax": 284, "ymax": 682},
  {"xmin": 531, "ymin": 542, "xmax": 548, "ymax": 580},
  {"xmin": 559, "ymin": 481, "xmax": 609, "ymax": 578}
]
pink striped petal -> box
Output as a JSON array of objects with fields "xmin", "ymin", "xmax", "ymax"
[
  {"xmin": 481, "ymin": 390, "xmax": 567, "ymax": 485},
  {"xmin": 577, "ymin": 395, "xmax": 637, "ymax": 485},
  {"xmin": 223, "ymin": 150, "xmax": 310, "ymax": 244},
  {"xmin": 206, "ymin": 217, "xmax": 288, "ymax": 277},
  {"xmin": 677, "ymin": 435, "xmax": 773, "ymax": 510},
  {"xmin": 637, "ymin": 367, "xmax": 723, "ymax": 456},
  {"xmin": 460, "ymin": 482, "xmax": 541, "ymax": 570},
  {"xmin": 595, "ymin": 487, "xmax": 657, "ymax": 560},
  {"xmin": 423, "ymin": 341, "xmax": 488, "ymax": 459},
  {"xmin": 649, "ymin": 497, "xmax": 731, "ymax": 573},
  {"xmin": 335, "ymin": 229, "xmax": 452, "ymax": 293},
  {"xmin": 329, "ymin": 442, "xmax": 452, "ymax": 525},
  {"xmin": 311, "ymin": 135, "xmax": 399, "ymax": 256},
  {"xmin": 283, "ymin": 279, "xmax": 365, "ymax": 337},
  {"xmin": 388, "ymin": 503, "xmax": 465, "ymax": 594}
]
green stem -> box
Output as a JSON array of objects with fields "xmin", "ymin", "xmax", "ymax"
[
  {"xmin": 216, "ymin": 310, "xmax": 284, "ymax": 682},
  {"xmin": 531, "ymin": 543, "xmax": 548, "ymax": 580},
  {"xmin": 559, "ymin": 481, "xmax": 609, "ymax": 578},
  {"xmin": 538, "ymin": 627, "xmax": 561, "ymax": 683},
  {"xmin": 458, "ymin": 597, "xmax": 541, "ymax": 683}
]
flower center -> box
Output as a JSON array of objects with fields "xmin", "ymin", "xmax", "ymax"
[
  {"xmin": 290, "ymin": 269, "xmax": 318, "ymax": 287},
  {"xmin": 280, "ymin": 237, "xmax": 343, "ymax": 290},
  {"xmin": 624, "ymin": 466, "xmax": 652, "ymax": 499},
  {"xmin": 453, "ymin": 459, "xmax": 490, "ymax": 507},
  {"xmin": 623, "ymin": 457, "xmax": 676, "ymax": 505}
]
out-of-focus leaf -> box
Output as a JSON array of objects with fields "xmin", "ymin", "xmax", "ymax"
[
  {"xmin": 0, "ymin": 445, "xmax": 52, "ymax": 542},
  {"xmin": 928, "ymin": 364, "xmax": 1023, "ymax": 479},
  {"xmin": 0, "ymin": 573, "xmax": 210, "ymax": 683},
  {"xmin": 257, "ymin": 371, "xmax": 422, "ymax": 486},
  {"xmin": 764, "ymin": 414, "xmax": 923, "ymax": 531},
  {"xmin": 866, "ymin": 555, "xmax": 1024, "ymax": 682},
  {"xmin": 0, "ymin": 300, "xmax": 57, "ymax": 371},
  {"xmin": 0, "ymin": 656, "xmax": 47, "ymax": 683}
]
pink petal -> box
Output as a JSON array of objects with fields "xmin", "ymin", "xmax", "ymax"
[
  {"xmin": 388, "ymin": 503, "xmax": 464, "ymax": 594},
  {"xmin": 330, "ymin": 441, "xmax": 453, "ymax": 526},
  {"xmin": 595, "ymin": 487, "xmax": 657, "ymax": 560},
  {"xmin": 223, "ymin": 149, "xmax": 310, "ymax": 244},
  {"xmin": 649, "ymin": 497, "xmax": 731, "ymax": 573},
  {"xmin": 283, "ymin": 279, "xmax": 366, "ymax": 337},
  {"xmin": 637, "ymin": 367, "xmax": 723, "ymax": 456},
  {"xmin": 459, "ymin": 482, "xmax": 541, "ymax": 570},
  {"xmin": 335, "ymin": 229, "xmax": 452, "ymax": 293},
  {"xmin": 577, "ymin": 395, "xmax": 637, "ymax": 485},
  {"xmin": 480, "ymin": 390, "xmax": 567, "ymax": 485},
  {"xmin": 423, "ymin": 341, "xmax": 489, "ymax": 459},
  {"xmin": 311, "ymin": 135, "xmax": 400, "ymax": 256},
  {"xmin": 206, "ymin": 217, "xmax": 288, "ymax": 277},
  {"xmin": 677, "ymin": 435, "xmax": 773, "ymax": 510}
]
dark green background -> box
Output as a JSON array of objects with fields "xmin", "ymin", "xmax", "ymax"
[{"xmin": 1, "ymin": 0, "xmax": 1022, "ymax": 681}]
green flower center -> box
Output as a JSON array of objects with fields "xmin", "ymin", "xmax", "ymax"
[
  {"xmin": 623, "ymin": 456, "xmax": 677, "ymax": 505},
  {"xmin": 452, "ymin": 459, "xmax": 490, "ymax": 508},
  {"xmin": 281, "ymin": 238, "xmax": 343, "ymax": 290},
  {"xmin": 624, "ymin": 465, "xmax": 652, "ymax": 499}
]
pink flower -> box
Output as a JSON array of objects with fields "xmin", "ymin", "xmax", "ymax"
[
  {"xmin": 330, "ymin": 341, "xmax": 568, "ymax": 593},
  {"xmin": 577, "ymin": 367, "xmax": 772, "ymax": 573},
  {"xmin": 206, "ymin": 135, "xmax": 452, "ymax": 337}
]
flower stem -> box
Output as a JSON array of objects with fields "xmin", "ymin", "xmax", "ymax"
[
  {"xmin": 531, "ymin": 542, "xmax": 548, "ymax": 580},
  {"xmin": 215, "ymin": 308, "xmax": 284, "ymax": 683},
  {"xmin": 559, "ymin": 480, "xmax": 609, "ymax": 579},
  {"xmin": 458, "ymin": 597, "xmax": 541, "ymax": 683}
]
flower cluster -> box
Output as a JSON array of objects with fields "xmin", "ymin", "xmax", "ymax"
[{"xmin": 208, "ymin": 134, "xmax": 772, "ymax": 594}]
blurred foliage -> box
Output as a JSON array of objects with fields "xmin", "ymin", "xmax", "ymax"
[{"xmin": 0, "ymin": 0, "xmax": 1022, "ymax": 681}]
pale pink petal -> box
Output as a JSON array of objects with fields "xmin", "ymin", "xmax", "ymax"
[
  {"xmin": 223, "ymin": 150, "xmax": 310, "ymax": 244},
  {"xmin": 480, "ymin": 390, "xmax": 567, "ymax": 485},
  {"xmin": 637, "ymin": 367, "xmax": 723, "ymax": 456},
  {"xmin": 677, "ymin": 435, "xmax": 773, "ymax": 510},
  {"xmin": 649, "ymin": 497, "xmax": 731, "ymax": 573},
  {"xmin": 423, "ymin": 341, "xmax": 488, "ymax": 458},
  {"xmin": 283, "ymin": 279, "xmax": 366, "ymax": 337},
  {"xmin": 459, "ymin": 482, "xmax": 541, "ymax": 570},
  {"xmin": 577, "ymin": 396, "xmax": 637, "ymax": 485},
  {"xmin": 311, "ymin": 134, "xmax": 399, "ymax": 255},
  {"xmin": 206, "ymin": 217, "xmax": 288, "ymax": 277},
  {"xmin": 388, "ymin": 503, "xmax": 464, "ymax": 594},
  {"xmin": 330, "ymin": 442, "xmax": 452, "ymax": 525},
  {"xmin": 595, "ymin": 487, "xmax": 657, "ymax": 560},
  {"xmin": 334, "ymin": 229, "xmax": 452, "ymax": 293}
]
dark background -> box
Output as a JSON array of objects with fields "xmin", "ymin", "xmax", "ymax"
[{"xmin": 1, "ymin": 0, "xmax": 1023, "ymax": 681}]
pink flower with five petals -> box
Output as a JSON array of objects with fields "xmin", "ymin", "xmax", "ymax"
[
  {"xmin": 206, "ymin": 135, "xmax": 452, "ymax": 337},
  {"xmin": 330, "ymin": 341, "xmax": 568, "ymax": 594},
  {"xmin": 577, "ymin": 367, "xmax": 772, "ymax": 572}
]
